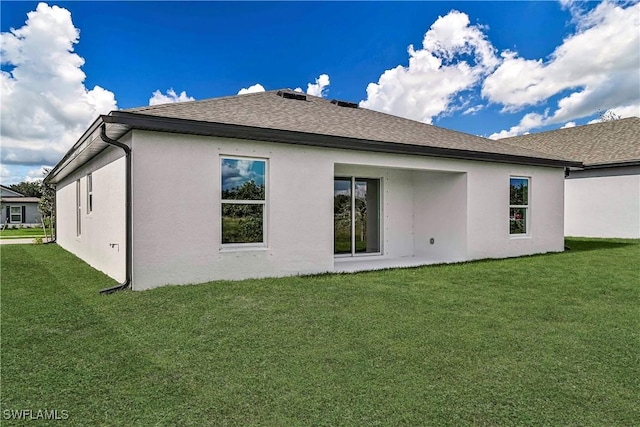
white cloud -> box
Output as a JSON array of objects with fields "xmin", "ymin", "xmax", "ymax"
[
  {"xmin": 306, "ymin": 74, "xmax": 330, "ymax": 97},
  {"xmin": 149, "ymin": 88, "xmax": 194, "ymax": 105},
  {"xmin": 0, "ymin": 3, "xmax": 117, "ymax": 169},
  {"xmin": 484, "ymin": 0, "xmax": 640, "ymax": 136},
  {"xmin": 237, "ymin": 83, "xmax": 265, "ymax": 95},
  {"xmin": 558, "ymin": 0, "xmax": 576, "ymax": 8},
  {"xmin": 236, "ymin": 76, "xmax": 330, "ymax": 97},
  {"xmin": 489, "ymin": 112, "xmax": 546, "ymax": 139},
  {"xmin": 609, "ymin": 105, "xmax": 640, "ymax": 118},
  {"xmin": 0, "ymin": 165, "xmax": 10, "ymax": 181},
  {"xmin": 360, "ymin": 10, "xmax": 498, "ymax": 124},
  {"xmin": 0, "ymin": 164, "xmax": 52, "ymax": 186},
  {"xmin": 25, "ymin": 167, "xmax": 48, "ymax": 182},
  {"xmin": 561, "ymin": 121, "xmax": 576, "ymax": 129},
  {"xmin": 463, "ymin": 104, "xmax": 484, "ymax": 115}
]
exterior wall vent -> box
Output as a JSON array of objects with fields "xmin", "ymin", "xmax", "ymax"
[
  {"xmin": 277, "ymin": 90, "xmax": 307, "ymax": 101},
  {"xmin": 331, "ymin": 99, "xmax": 359, "ymax": 109}
]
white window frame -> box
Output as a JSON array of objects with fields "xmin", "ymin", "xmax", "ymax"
[
  {"xmin": 76, "ymin": 179, "xmax": 81, "ymax": 237},
  {"xmin": 86, "ymin": 173, "xmax": 93, "ymax": 214},
  {"xmin": 509, "ymin": 176, "xmax": 530, "ymax": 236},
  {"xmin": 9, "ymin": 206, "xmax": 22, "ymax": 223},
  {"xmin": 220, "ymin": 156, "xmax": 268, "ymax": 249}
]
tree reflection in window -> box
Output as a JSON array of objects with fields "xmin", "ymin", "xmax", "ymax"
[
  {"xmin": 510, "ymin": 177, "xmax": 529, "ymax": 235},
  {"xmin": 221, "ymin": 158, "xmax": 266, "ymax": 244}
]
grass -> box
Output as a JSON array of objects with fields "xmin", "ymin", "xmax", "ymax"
[
  {"xmin": 1, "ymin": 239, "xmax": 639, "ymax": 426},
  {"xmin": 0, "ymin": 228, "xmax": 47, "ymax": 239}
]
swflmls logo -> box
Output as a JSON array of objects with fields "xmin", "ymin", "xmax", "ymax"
[{"xmin": 2, "ymin": 409, "xmax": 69, "ymax": 420}]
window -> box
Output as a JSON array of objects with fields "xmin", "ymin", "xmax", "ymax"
[
  {"xmin": 510, "ymin": 177, "xmax": 529, "ymax": 235},
  {"xmin": 334, "ymin": 177, "xmax": 380, "ymax": 255},
  {"xmin": 86, "ymin": 173, "xmax": 93, "ymax": 213},
  {"xmin": 9, "ymin": 206, "xmax": 22, "ymax": 223},
  {"xmin": 221, "ymin": 157, "xmax": 266, "ymax": 245},
  {"xmin": 76, "ymin": 179, "xmax": 81, "ymax": 236}
]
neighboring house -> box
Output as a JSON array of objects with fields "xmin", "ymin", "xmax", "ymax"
[
  {"xmin": 501, "ymin": 118, "xmax": 640, "ymax": 238},
  {"xmin": 0, "ymin": 185, "xmax": 42, "ymax": 227},
  {"xmin": 44, "ymin": 90, "xmax": 579, "ymax": 291}
]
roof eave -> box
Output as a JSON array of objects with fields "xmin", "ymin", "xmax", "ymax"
[
  {"xmin": 581, "ymin": 160, "xmax": 640, "ymax": 169},
  {"xmin": 108, "ymin": 111, "xmax": 581, "ymax": 169},
  {"xmin": 45, "ymin": 115, "xmax": 132, "ymax": 185}
]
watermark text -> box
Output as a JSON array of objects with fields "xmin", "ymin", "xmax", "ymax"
[{"xmin": 3, "ymin": 409, "xmax": 69, "ymax": 421}]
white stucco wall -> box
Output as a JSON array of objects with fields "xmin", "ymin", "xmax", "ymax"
[
  {"xmin": 128, "ymin": 130, "xmax": 565, "ymax": 290},
  {"xmin": 56, "ymin": 145, "xmax": 127, "ymax": 282},
  {"xmin": 565, "ymin": 172, "xmax": 640, "ymax": 238},
  {"xmin": 466, "ymin": 164, "xmax": 565, "ymax": 260},
  {"xmin": 413, "ymin": 170, "xmax": 468, "ymax": 262}
]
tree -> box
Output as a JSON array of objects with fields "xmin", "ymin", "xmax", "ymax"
[
  {"xmin": 221, "ymin": 180, "xmax": 265, "ymax": 243},
  {"xmin": 9, "ymin": 181, "xmax": 42, "ymax": 197},
  {"xmin": 38, "ymin": 168, "xmax": 55, "ymax": 239},
  {"xmin": 599, "ymin": 109, "xmax": 621, "ymax": 122}
]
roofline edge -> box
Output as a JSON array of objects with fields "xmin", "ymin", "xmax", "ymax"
[{"xmin": 108, "ymin": 111, "xmax": 582, "ymax": 168}]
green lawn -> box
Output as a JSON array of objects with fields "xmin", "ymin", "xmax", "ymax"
[
  {"xmin": 0, "ymin": 228, "xmax": 47, "ymax": 239},
  {"xmin": 1, "ymin": 239, "xmax": 639, "ymax": 426}
]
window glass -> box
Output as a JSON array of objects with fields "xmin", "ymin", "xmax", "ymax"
[
  {"xmin": 87, "ymin": 173, "xmax": 93, "ymax": 213},
  {"xmin": 76, "ymin": 179, "xmax": 81, "ymax": 236},
  {"xmin": 510, "ymin": 177, "xmax": 528, "ymax": 205},
  {"xmin": 221, "ymin": 159, "xmax": 265, "ymax": 200},
  {"xmin": 10, "ymin": 206, "xmax": 21, "ymax": 223},
  {"xmin": 509, "ymin": 208, "xmax": 527, "ymax": 235},
  {"xmin": 222, "ymin": 204, "xmax": 264, "ymax": 244},
  {"xmin": 334, "ymin": 178, "xmax": 352, "ymax": 254},
  {"xmin": 334, "ymin": 177, "xmax": 381, "ymax": 255},
  {"xmin": 221, "ymin": 157, "xmax": 266, "ymax": 245},
  {"xmin": 509, "ymin": 177, "xmax": 529, "ymax": 235},
  {"xmin": 355, "ymin": 179, "xmax": 380, "ymax": 253}
]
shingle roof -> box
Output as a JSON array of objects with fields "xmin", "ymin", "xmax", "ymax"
[
  {"xmin": 1, "ymin": 197, "xmax": 40, "ymax": 203},
  {"xmin": 499, "ymin": 117, "xmax": 640, "ymax": 167},
  {"xmin": 124, "ymin": 90, "xmax": 571, "ymax": 163},
  {"xmin": 0, "ymin": 184, "xmax": 24, "ymax": 197},
  {"xmin": 46, "ymin": 89, "xmax": 583, "ymax": 185}
]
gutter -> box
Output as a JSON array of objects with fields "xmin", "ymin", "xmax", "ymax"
[
  {"xmin": 581, "ymin": 160, "xmax": 640, "ymax": 169},
  {"xmin": 98, "ymin": 124, "xmax": 133, "ymax": 294}
]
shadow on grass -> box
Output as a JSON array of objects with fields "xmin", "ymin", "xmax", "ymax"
[{"xmin": 564, "ymin": 237, "xmax": 639, "ymax": 253}]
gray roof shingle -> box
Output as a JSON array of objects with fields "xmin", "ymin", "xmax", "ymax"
[
  {"xmin": 499, "ymin": 117, "xmax": 640, "ymax": 167},
  {"xmin": 124, "ymin": 90, "xmax": 572, "ymax": 163},
  {"xmin": 1, "ymin": 197, "xmax": 40, "ymax": 203}
]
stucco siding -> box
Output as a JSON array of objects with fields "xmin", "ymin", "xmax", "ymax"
[
  {"xmin": 131, "ymin": 131, "xmax": 335, "ymax": 289},
  {"xmin": 565, "ymin": 173, "xmax": 640, "ymax": 238},
  {"xmin": 465, "ymin": 164, "xmax": 565, "ymax": 260},
  {"xmin": 56, "ymin": 146, "xmax": 127, "ymax": 282},
  {"xmin": 412, "ymin": 170, "xmax": 468, "ymax": 262},
  {"xmin": 129, "ymin": 130, "xmax": 565, "ymax": 289}
]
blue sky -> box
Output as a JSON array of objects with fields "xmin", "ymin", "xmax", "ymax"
[{"xmin": 1, "ymin": 1, "xmax": 639, "ymax": 184}]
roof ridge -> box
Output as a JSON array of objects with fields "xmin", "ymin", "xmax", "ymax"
[
  {"xmin": 500, "ymin": 116, "xmax": 640, "ymax": 140},
  {"xmin": 122, "ymin": 89, "xmax": 320, "ymax": 114}
]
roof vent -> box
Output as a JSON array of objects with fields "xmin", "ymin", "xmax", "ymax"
[
  {"xmin": 277, "ymin": 90, "xmax": 307, "ymax": 101},
  {"xmin": 331, "ymin": 99, "xmax": 359, "ymax": 109}
]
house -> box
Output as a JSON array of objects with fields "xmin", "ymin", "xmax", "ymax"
[
  {"xmin": 0, "ymin": 185, "xmax": 42, "ymax": 227},
  {"xmin": 44, "ymin": 90, "xmax": 580, "ymax": 291},
  {"xmin": 501, "ymin": 118, "xmax": 640, "ymax": 238}
]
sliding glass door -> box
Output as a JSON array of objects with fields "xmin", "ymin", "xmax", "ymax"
[{"xmin": 334, "ymin": 177, "xmax": 380, "ymax": 256}]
